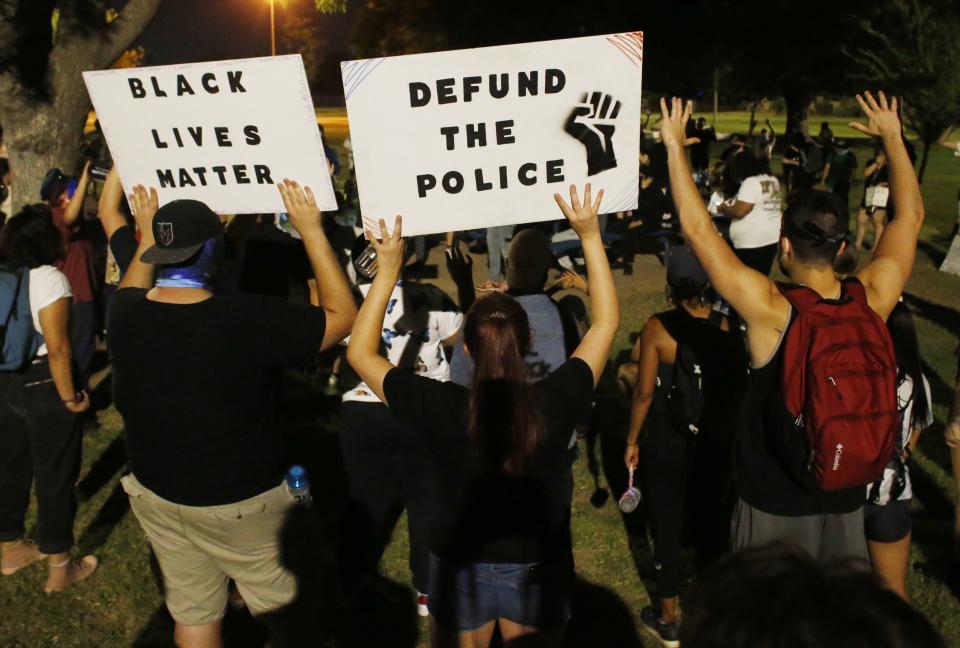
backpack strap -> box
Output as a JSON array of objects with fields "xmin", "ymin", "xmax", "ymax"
[
  {"xmin": 841, "ymin": 277, "xmax": 868, "ymax": 304},
  {"xmin": 776, "ymin": 281, "xmax": 822, "ymax": 313}
]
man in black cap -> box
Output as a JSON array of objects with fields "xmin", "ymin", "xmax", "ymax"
[
  {"xmin": 659, "ymin": 92, "xmax": 924, "ymax": 564},
  {"xmin": 108, "ymin": 181, "xmax": 355, "ymax": 648}
]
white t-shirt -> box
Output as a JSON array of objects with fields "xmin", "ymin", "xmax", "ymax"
[
  {"xmin": 343, "ymin": 281, "xmax": 463, "ymax": 403},
  {"xmin": 729, "ymin": 174, "xmax": 783, "ymax": 249},
  {"xmin": 868, "ymin": 374, "xmax": 933, "ymax": 504},
  {"xmin": 29, "ymin": 265, "xmax": 73, "ymax": 357}
]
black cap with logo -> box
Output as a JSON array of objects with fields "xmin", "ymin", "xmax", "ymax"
[{"xmin": 141, "ymin": 199, "xmax": 222, "ymax": 266}]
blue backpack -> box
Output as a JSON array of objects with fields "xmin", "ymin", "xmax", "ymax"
[{"xmin": 0, "ymin": 266, "xmax": 42, "ymax": 371}]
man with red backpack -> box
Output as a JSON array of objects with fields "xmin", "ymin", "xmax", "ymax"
[{"xmin": 659, "ymin": 91, "xmax": 924, "ymax": 560}]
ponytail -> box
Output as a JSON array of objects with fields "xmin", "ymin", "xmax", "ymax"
[{"xmin": 463, "ymin": 292, "xmax": 544, "ymax": 475}]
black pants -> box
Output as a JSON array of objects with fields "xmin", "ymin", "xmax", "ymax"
[
  {"xmin": 642, "ymin": 421, "xmax": 691, "ymax": 599},
  {"xmin": 0, "ymin": 361, "xmax": 83, "ymax": 554},
  {"xmin": 339, "ymin": 400, "xmax": 437, "ymax": 593},
  {"xmin": 733, "ymin": 244, "xmax": 778, "ymax": 276}
]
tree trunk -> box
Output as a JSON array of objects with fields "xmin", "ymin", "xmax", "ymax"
[
  {"xmin": 917, "ymin": 139, "xmax": 931, "ymax": 184},
  {"xmin": 0, "ymin": 0, "xmax": 164, "ymax": 213},
  {"xmin": 782, "ymin": 80, "xmax": 811, "ymax": 137}
]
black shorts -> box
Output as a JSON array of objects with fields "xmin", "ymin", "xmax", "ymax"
[{"xmin": 863, "ymin": 499, "xmax": 912, "ymax": 543}]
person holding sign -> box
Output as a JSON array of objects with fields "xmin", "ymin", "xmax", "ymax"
[
  {"xmin": 854, "ymin": 147, "xmax": 890, "ymax": 250},
  {"xmin": 346, "ymin": 184, "xmax": 618, "ymax": 647},
  {"xmin": 108, "ymin": 181, "xmax": 355, "ymax": 648}
]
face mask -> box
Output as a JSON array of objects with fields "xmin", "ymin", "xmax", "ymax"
[{"xmin": 155, "ymin": 239, "xmax": 217, "ymax": 289}]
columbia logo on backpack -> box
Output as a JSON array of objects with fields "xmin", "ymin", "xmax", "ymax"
[
  {"xmin": 0, "ymin": 265, "xmax": 42, "ymax": 371},
  {"xmin": 779, "ymin": 278, "xmax": 899, "ymax": 492}
]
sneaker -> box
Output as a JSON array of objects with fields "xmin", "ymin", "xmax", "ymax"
[
  {"xmin": 640, "ymin": 605, "xmax": 679, "ymax": 648},
  {"xmin": 416, "ymin": 592, "xmax": 429, "ymax": 617}
]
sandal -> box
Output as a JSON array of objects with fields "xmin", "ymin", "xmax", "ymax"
[
  {"xmin": 43, "ymin": 555, "xmax": 98, "ymax": 593},
  {"xmin": 1, "ymin": 540, "xmax": 46, "ymax": 576}
]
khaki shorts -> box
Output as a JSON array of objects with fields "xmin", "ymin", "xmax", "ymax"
[{"xmin": 121, "ymin": 473, "xmax": 298, "ymax": 626}]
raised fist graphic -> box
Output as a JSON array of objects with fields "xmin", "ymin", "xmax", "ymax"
[{"xmin": 565, "ymin": 92, "xmax": 621, "ymax": 176}]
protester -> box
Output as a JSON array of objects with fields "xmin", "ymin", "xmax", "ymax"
[
  {"xmin": 690, "ymin": 117, "xmax": 716, "ymax": 172},
  {"xmin": 781, "ymin": 130, "xmax": 810, "ymax": 192},
  {"xmin": 718, "ymin": 151, "xmax": 783, "ymax": 275},
  {"xmin": 680, "ymin": 543, "xmax": 946, "ymax": 648},
  {"xmin": 753, "ymin": 118, "xmax": 776, "ymax": 163},
  {"xmin": 864, "ymin": 301, "xmax": 932, "ymax": 601},
  {"xmin": 339, "ymin": 234, "xmax": 463, "ymax": 616},
  {"xmin": 854, "ymin": 147, "xmax": 890, "ymax": 250},
  {"xmin": 40, "ymin": 164, "xmax": 99, "ymax": 385},
  {"xmin": 347, "ymin": 183, "xmax": 618, "ymax": 647},
  {"xmin": 0, "ymin": 205, "xmax": 97, "ymax": 593},
  {"xmin": 109, "ymin": 180, "xmax": 356, "ymax": 648},
  {"xmin": 622, "ymin": 245, "xmax": 744, "ymax": 647},
  {"xmin": 821, "ymin": 138, "xmax": 858, "ymax": 209},
  {"xmin": 485, "ymin": 224, "xmax": 513, "ymax": 285},
  {"xmin": 945, "ymin": 343, "xmax": 960, "ymax": 555},
  {"xmin": 660, "ymin": 91, "xmax": 924, "ymax": 562}
]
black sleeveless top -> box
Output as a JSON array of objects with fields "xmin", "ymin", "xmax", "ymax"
[{"xmin": 734, "ymin": 310, "xmax": 865, "ymax": 516}]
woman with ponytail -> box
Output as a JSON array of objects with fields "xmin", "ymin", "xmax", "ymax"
[{"xmin": 347, "ymin": 184, "xmax": 618, "ymax": 647}]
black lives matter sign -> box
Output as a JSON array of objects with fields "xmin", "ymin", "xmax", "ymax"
[
  {"xmin": 84, "ymin": 55, "xmax": 337, "ymax": 214},
  {"xmin": 342, "ymin": 33, "xmax": 643, "ymax": 236}
]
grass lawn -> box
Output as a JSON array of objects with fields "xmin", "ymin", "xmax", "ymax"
[{"xmin": 2, "ymin": 113, "xmax": 959, "ymax": 647}]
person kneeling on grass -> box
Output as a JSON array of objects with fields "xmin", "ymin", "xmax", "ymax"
[
  {"xmin": 108, "ymin": 181, "xmax": 355, "ymax": 648},
  {"xmin": 346, "ymin": 184, "xmax": 619, "ymax": 648}
]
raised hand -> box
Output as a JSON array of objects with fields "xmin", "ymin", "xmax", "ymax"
[
  {"xmin": 559, "ymin": 269, "xmax": 589, "ymax": 295},
  {"xmin": 445, "ymin": 244, "xmax": 473, "ymax": 287},
  {"xmin": 278, "ymin": 179, "xmax": 323, "ymax": 237},
  {"xmin": 364, "ymin": 216, "xmax": 404, "ymax": 281},
  {"xmin": 849, "ymin": 91, "xmax": 902, "ymax": 140},
  {"xmin": 554, "ymin": 183, "xmax": 604, "ymax": 239},
  {"xmin": 659, "ymin": 97, "xmax": 700, "ymax": 149},
  {"xmin": 565, "ymin": 92, "xmax": 621, "ymax": 176},
  {"xmin": 128, "ymin": 185, "xmax": 159, "ymax": 234}
]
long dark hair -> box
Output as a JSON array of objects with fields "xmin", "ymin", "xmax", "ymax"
[
  {"xmin": 0, "ymin": 204, "xmax": 65, "ymax": 268},
  {"xmin": 463, "ymin": 292, "xmax": 544, "ymax": 475},
  {"xmin": 887, "ymin": 301, "xmax": 929, "ymax": 431}
]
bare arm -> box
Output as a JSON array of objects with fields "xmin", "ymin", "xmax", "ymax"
[
  {"xmin": 97, "ymin": 167, "xmax": 128, "ymax": 240},
  {"xmin": 119, "ymin": 185, "xmax": 158, "ymax": 290},
  {"xmin": 39, "ymin": 298, "xmax": 89, "ymax": 413},
  {"xmin": 278, "ymin": 180, "xmax": 357, "ymax": 350},
  {"xmin": 554, "ymin": 184, "xmax": 620, "ymax": 386},
  {"xmin": 62, "ymin": 162, "xmax": 91, "ymax": 227},
  {"xmin": 853, "ymin": 92, "xmax": 925, "ymax": 320},
  {"xmin": 720, "ymin": 200, "xmax": 754, "ymax": 219},
  {"xmin": 346, "ymin": 216, "xmax": 405, "ymax": 404},
  {"xmin": 625, "ymin": 320, "xmax": 665, "ymax": 452},
  {"xmin": 660, "ymin": 98, "xmax": 783, "ymax": 328}
]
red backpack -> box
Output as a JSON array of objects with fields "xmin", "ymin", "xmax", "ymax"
[{"xmin": 779, "ymin": 279, "xmax": 899, "ymax": 492}]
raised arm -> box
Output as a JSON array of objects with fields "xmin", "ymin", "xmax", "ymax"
[
  {"xmin": 119, "ymin": 185, "xmax": 158, "ymax": 290},
  {"xmin": 278, "ymin": 180, "xmax": 357, "ymax": 350},
  {"xmin": 553, "ymin": 183, "xmax": 619, "ymax": 385},
  {"xmin": 346, "ymin": 216, "xmax": 405, "ymax": 404},
  {"xmin": 660, "ymin": 97, "xmax": 782, "ymax": 327},
  {"xmin": 62, "ymin": 162, "xmax": 91, "ymax": 227},
  {"xmin": 97, "ymin": 167, "xmax": 128, "ymax": 240},
  {"xmin": 852, "ymin": 92, "xmax": 925, "ymax": 320}
]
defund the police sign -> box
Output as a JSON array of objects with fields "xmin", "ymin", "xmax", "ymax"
[
  {"xmin": 83, "ymin": 55, "xmax": 337, "ymax": 214},
  {"xmin": 342, "ymin": 32, "xmax": 643, "ymax": 236}
]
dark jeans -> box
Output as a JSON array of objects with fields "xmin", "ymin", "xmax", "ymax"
[
  {"xmin": 339, "ymin": 400, "xmax": 437, "ymax": 593},
  {"xmin": 0, "ymin": 361, "xmax": 83, "ymax": 554},
  {"xmin": 733, "ymin": 244, "xmax": 778, "ymax": 276},
  {"xmin": 72, "ymin": 300, "xmax": 97, "ymax": 386}
]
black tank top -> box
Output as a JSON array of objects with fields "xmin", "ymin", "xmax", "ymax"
[{"xmin": 734, "ymin": 311, "xmax": 864, "ymax": 516}]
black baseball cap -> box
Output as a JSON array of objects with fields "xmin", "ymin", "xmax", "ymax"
[
  {"xmin": 666, "ymin": 245, "xmax": 709, "ymax": 291},
  {"xmin": 40, "ymin": 168, "xmax": 70, "ymax": 201},
  {"xmin": 141, "ymin": 199, "xmax": 222, "ymax": 265}
]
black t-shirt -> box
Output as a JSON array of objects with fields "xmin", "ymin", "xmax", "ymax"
[
  {"xmin": 383, "ymin": 357, "xmax": 594, "ymax": 565},
  {"xmin": 734, "ymin": 315, "xmax": 863, "ymax": 516},
  {"xmin": 108, "ymin": 288, "xmax": 326, "ymax": 506}
]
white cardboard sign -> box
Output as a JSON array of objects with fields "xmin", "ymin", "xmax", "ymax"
[
  {"xmin": 83, "ymin": 55, "xmax": 337, "ymax": 214},
  {"xmin": 342, "ymin": 32, "xmax": 644, "ymax": 236}
]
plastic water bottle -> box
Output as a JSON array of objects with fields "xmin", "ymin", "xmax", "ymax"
[
  {"xmin": 619, "ymin": 466, "xmax": 642, "ymax": 514},
  {"xmin": 286, "ymin": 465, "xmax": 311, "ymax": 504}
]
